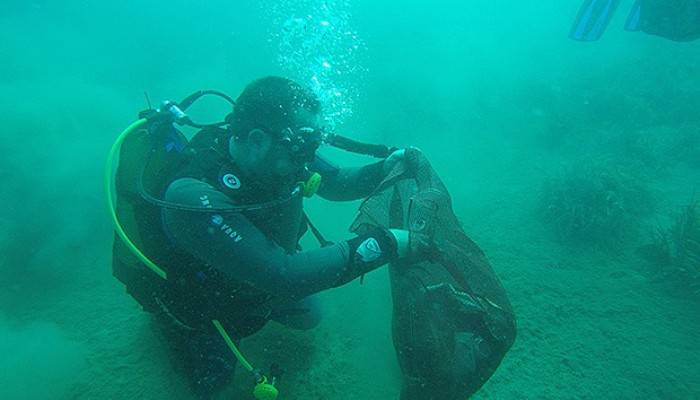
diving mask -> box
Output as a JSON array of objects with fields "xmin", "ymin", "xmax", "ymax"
[{"xmin": 278, "ymin": 126, "xmax": 326, "ymax": 164}]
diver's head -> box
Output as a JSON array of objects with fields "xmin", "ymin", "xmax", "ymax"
[{"xmin": 228, "ymin": 76, "xmax": 323, "ymax": 182}]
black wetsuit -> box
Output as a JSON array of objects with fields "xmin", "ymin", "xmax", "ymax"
[
  {"xmin": 157, "ymin": 150, "xmax": 395, "ymax": 397},
  {"xmin": 163, "ymin": 158, "xmax": 388, "ymax": 302}
]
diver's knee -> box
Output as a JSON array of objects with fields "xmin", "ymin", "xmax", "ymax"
[
  {"xmin": 286, "ymin": 305, "xmax": 322, "ymax": 330},
  {"xmin": 271, "ymin": 296, "xmax": 323, "ymax": 330}
]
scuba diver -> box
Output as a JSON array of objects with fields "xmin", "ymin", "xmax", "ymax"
[
  {"xmin": 109, "ymin": 76, "xmax": 432, "ymax": 399},
  {"xmin": 570, "ymin": 0, "xmax": 700, "ymax": 42}
]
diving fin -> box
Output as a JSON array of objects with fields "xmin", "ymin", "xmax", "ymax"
[
  {"xmin": 570, "ymin": 0, "xmax": 622, "ymax": 41},
  {"xmin": 625, "ymin": 0, "xmax": 642, "ymax": 32}
]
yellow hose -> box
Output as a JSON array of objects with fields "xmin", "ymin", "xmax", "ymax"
[
  {"xmin": 104, "ymin": 118, "xmax": 168, "ymax": 280},
  {"xmin": 213, "ymin": 320, "xmax": 255, "ymax": 372}
]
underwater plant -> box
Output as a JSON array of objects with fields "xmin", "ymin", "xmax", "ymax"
[
  {"xmin": 539, "ymin": 159, "xmax": 654, "ymax": 249},
  {"xmin": 638, "ymin": 203, "xmax": 700, "ymax": 294}
]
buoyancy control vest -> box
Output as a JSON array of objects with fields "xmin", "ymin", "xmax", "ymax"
[
  {"xmin": 111, "ymin": 114, "xmax": 307, "ymax": 336},
  {"xmin": 174, "ymin": 126, "xmax": 309, "ymax": 254}
]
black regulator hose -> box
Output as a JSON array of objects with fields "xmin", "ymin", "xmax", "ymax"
[{"xmin": 325, "ymin": 133, "xmax": 396, "ymax": 158}]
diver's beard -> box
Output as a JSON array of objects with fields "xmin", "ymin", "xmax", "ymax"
[
  {"xmin": 275, "ymin": 164, "xmax": 307, "ymax": 186},
  {"xmin": 248, "ymin": 164, "xmax": 304, "ymax": 197}
]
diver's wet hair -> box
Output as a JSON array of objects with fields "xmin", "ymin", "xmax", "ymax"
[{"xmin": 229, "ymin": 76, "xmax": 321, "ymax": 141}]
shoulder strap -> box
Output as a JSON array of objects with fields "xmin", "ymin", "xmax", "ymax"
[{"xmin": 304, "ymin": 213, "xmax": 334, "ymax": 247}]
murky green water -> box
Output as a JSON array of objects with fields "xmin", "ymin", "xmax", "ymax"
[{"xmin": 1, "ymin": 1, "xmax": 698, "ymax": 399}]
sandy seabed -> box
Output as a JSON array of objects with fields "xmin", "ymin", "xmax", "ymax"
[{"xmin": 2, "ymin": 159, "xmax": 698, "ymax": 400}]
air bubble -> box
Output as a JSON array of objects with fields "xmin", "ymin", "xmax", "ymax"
[{"xmin": 271, "ymin": 0, "xmax": 367, "ymax": 128}]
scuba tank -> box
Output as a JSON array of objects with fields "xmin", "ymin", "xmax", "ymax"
[{"xmin": 110, "ymin": 103, "xmax": 191, "ymax": 311}]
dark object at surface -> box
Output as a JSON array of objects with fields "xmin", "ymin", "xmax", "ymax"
[
  {"xmin": 350, "ymin": 150, "xmax": 516, "ymax": 399},
  {"xmin": 571, "ymin": 0, "xmax": 700, "ymax": 42},
  {"xmin": 634, "ymin": 0, "xmax": 700, "ymax": 41},
  {"xmin": 570, "ymin": 0, "xmax": 622, "ymax": 42},
  {"xmin": 625, "ymin": 0, "xmax": 643, "ymax": 31}
]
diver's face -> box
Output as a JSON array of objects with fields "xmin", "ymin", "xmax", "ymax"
[{"xmin": 261, "ymin": 108, "xmax": 322, "ymax": 179}]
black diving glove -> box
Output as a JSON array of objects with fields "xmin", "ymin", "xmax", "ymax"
[
  {"xmin": 347, "ymin": 227, "xmax": 399, "ymax": 268},
  {"xmin": 382, "ymin": 147, "xmax": 423, "ymax": 176},
  {"xmin": 344, "ymin": 227, "xmax": 436, "ymax": 284}
]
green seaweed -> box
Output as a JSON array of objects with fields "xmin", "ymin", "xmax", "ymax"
[
  {"xmin": 641, "ymin": 203, "xmax": 700, "ymax": 294},
  {"xmin": 539, "ymin": 159, "xmax": 654, "ymax": 249}
]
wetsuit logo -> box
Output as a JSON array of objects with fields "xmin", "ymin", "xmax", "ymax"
[
  {"xmin": 199, "ymin": 195, "xmax": 212, "ymax": 208},
  {"xmin": 222, "ymin": 174, "xmax": 241, "ymax": 189},
  {"xmin": 209, "ymin": 214, "xmax": 243, "ymax": 243}
]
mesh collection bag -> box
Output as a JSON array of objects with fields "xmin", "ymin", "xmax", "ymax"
[{"xmin": 350, "ymin": 149, "xmax": 516, "ymax": 399}]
